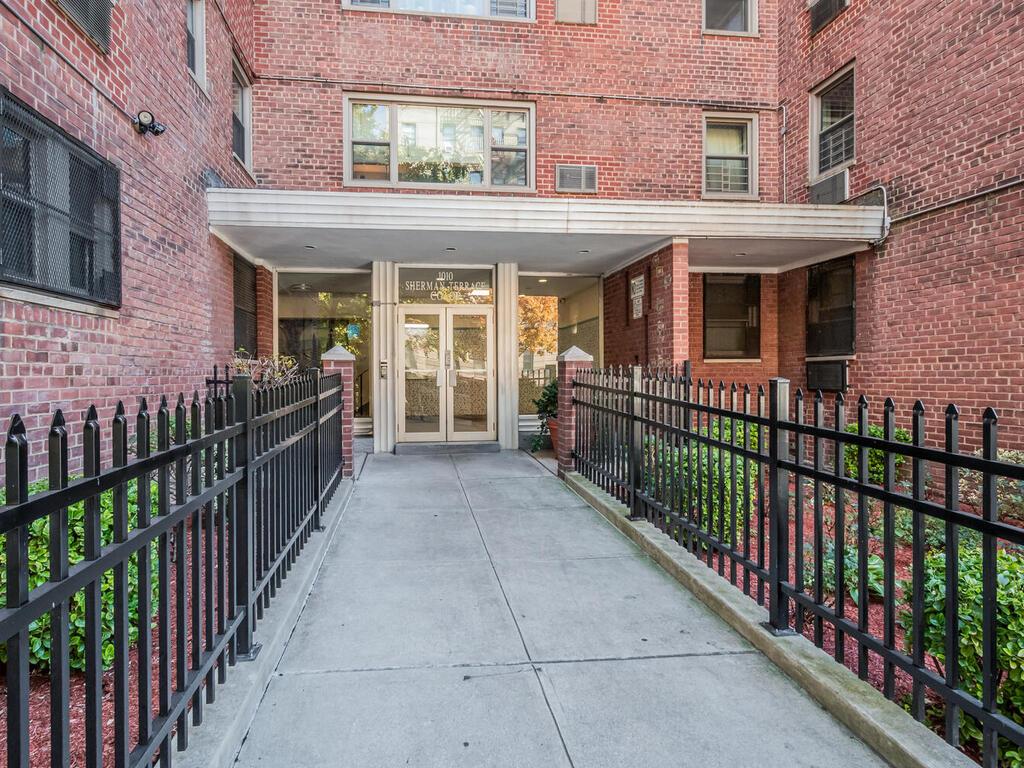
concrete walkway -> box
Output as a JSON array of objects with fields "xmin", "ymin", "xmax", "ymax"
[{"xmin": 234, "ymin": 451, "xmax": 887, "ymax": 768}]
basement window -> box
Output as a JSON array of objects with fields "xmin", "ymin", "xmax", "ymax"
[
  {"xmin": 704, "ymin": 274, "xmax": 761, "ymax": 360},
  {"xmin": 0, "ymin": 88, "xmax": 121, "ymax": 307},
  {"xmin": 346, "ymin": 96, "xmax": 534, "ymax": 191}
]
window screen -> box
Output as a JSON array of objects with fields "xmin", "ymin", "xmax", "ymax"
[
  {"xmin": 0, "ymin": 88, "xmax": 121, "ymax": 306},
  {"xmin": 233, "ymin": 256, "xmax": 258, "ymax": 355},
  {"xmin": 704, "ymin": 274, "xmax": 760, "ymax": 359},
  {"xmin": 806, "ymin": 256, "xmax": 855, "ymax": 357}
]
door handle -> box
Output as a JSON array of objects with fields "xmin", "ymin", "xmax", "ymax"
[
  {"xmin": 436, "ymin": 368, "xmax": 445, "ymax": 387},
  {"xmin": 448, "ymin": 369, "xmax": 457, "ymax": 388}
]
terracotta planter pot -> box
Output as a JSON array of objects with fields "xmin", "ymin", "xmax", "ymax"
[{"xmin": 547, "ymin": 417, "xmax": 559, "ymax": 450}]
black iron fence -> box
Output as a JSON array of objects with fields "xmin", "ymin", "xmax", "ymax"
[
  {"xmin": 573, "ymin": 364, "xmax": 1024, "ymax": 766},
  {"xmin": 1, "ymin": 370, "xmax": 344, "ymax": 767}
]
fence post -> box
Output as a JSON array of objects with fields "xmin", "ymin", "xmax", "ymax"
[
  {"xmin": 232, "ymin": 374, "xmax": 260, "ymax": 660},
  {"xmin": 629, "ymin": 364, "xmax": 644, "ymax": 521},
  {"xmin": 554, "ymin": 346, "xmax": 593, "ymax": 478},
  {"xmin": 767, "ymin": 377, "xmax": 793, "ymax": 634},
  {"xmin": 309, "ymin": 368, "xmax": 324, "ymax": 531},
  {"xmin": 321, "ymin": 345, "xmax": 355, "ymax": 479},
  {"xmin": 5, "ymin": 415, "xmax": 30, "ymax": 768}
]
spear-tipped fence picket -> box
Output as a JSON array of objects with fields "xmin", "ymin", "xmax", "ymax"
[
  {"xmin": 1, "ymin": 370, "xmax": 344, "ymax": 768},
  {"xmin": 573, "ymin": 363, "xmax": 1024, "ymax": 766}
]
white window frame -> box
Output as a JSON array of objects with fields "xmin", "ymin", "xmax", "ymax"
[
  {"xmin": 702, "ymin": 112, "xmax": 758, "ymax": 200},
  {"xmin": 231, "ymin": 59, "xmax": 253, "ymax": 171},
  {"xmin": 341, "ymin": 0, "xmax": 535, "ymax": 23},
  {"xmin": 702, "ymin": 0, "xmax": 758, "ymax": 36},
  {"xmin": 343, "ymin": 93, "xmax": 536, "ymax": 192},
  {"xmin": 186, "ymin": 0, "xmax": 207, "ymax": 89},
  {"xmin": 808, "ymin": 63, "xmax": 855, "ymax": 183}
]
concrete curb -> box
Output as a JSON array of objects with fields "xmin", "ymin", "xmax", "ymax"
[
  {"xmin": 179, "ymin": 479, "xmax": 354, "ymax": 768},
  {"xmin": 562, "ymin": 471, "xmax": 975, "ymax": 768}
]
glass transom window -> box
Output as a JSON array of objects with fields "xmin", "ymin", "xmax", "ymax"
[
  {"xmin": 399, "ymin": 267, "xmax": 494, "ymax": 304},
  {"xmin": 348, "ymin": 98, "xmax": 532, "ymax": 190},
  {"xmin": 347, "ymin": 0, "xmax": 531, "ymax": 21}
]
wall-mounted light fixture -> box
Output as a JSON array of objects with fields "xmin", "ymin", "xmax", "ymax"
[{"xmin": 133, "ymin": 110, "xmax": 167, "ymax": 136}]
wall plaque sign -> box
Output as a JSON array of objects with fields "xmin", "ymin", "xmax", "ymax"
[{"xmin": 630, "ymin": 274, "xmax": 645, "ymax": 320}]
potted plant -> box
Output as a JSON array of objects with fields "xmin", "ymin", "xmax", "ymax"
[{"xmin": 531, "ymin": 379, "xmax": 559, "ymax": 452}]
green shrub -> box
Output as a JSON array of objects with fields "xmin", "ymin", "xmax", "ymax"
[
  {"xmin": 899, "ymin": 546, "xmax": 1024, "ymax": 766},
  {"xmin": 843, "ymin": 422, "xmax": 912, "ymax": 484},
  {"xmin": 0, "ymin": 478, "xmax": 159, "ymax": 672},
  {"xmin": 961, "ymin": 448, "xmax": 1024, "ymax": 524},
  {"xmin": 531, "ymin": 379, "xmax": 558, "ymax": 452},
  {"xmin": 642, "ymin": 418, "xmax": 760, "ymax": 541},
  {"xmin": 802, "ymin": 539, "xmax": 885, "ymax": 606}
]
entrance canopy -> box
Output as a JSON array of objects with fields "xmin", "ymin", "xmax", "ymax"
[{"xmin": 207, "ymin": 190, "xmax": 886, "ymax": 274}]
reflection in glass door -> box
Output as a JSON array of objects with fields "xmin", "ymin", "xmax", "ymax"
[{"xmin": 398, "ymin": 306, "xmax": 494, "ymax": 443}]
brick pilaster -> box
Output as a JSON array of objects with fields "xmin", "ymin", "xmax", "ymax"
[
  {"xmin": 555, "ymin": 346, "xmax": 594, "ymax": 479},
  {"xmin": 255, "ymin": 266, "xmax": 275, "ymax": 359},
  {"xmin": 321, "ymin": 345, "xmax": 355, "ymax": 478}
]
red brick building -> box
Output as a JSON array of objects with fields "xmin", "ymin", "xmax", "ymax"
[{"xmin": 1, "ymin": 0, "xmax": 1020, "ymax": 460}]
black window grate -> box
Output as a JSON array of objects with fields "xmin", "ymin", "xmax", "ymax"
[
  {"xmin": 0, "ymin": 88, "xmax": 121, "ymax": 307},
  {"xmin": 806, "ymin": 256, "xmax": 855, "ymax": 358},
  {"xmin": 55, "ymin": 0, "xmax": 112, "ymax": 52},
  {"xmin": 233, "ymin": 255, "xmax": 258, "ymax": 355}
]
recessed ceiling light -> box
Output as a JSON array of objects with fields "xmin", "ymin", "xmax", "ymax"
[
  {"xmin": 537, "ymin": 278, "xmax": 548, "ymax": 283},
  {"xmin": 290, "ymin": 283, "xmax": 313, "ymax": 292},
  {"xmin": 445, "ymin": 246, "xmax": 458, "ymax": 252},
  {"xmin": 579, "ymin": 249, "xmax": 591, "ymax": 254},
  {"xmin": 304, "ymin": 245, "xmax": 317, "ymax": 250},
  {"xmin": 734, "ymin": 252, "xmax": 747, "ymax": 257}
]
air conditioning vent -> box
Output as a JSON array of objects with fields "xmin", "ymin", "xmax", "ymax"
[
  {"xmin": 806, "ymin": 360, "xmax": 848, "ymax": 393},
  {"xmin": 55, "ymin": 0, "xmax": 112, "ymax": 51},
  {"xmin": 556, "ymin": 164, "xmax": 599, "ymax": 193},
  {"xmin": 809, "ymin": 169, "xmax": 848, "ymax": 204},
  {"xmin": 809, "ymin": 0, "xmax": 846, "ymax": 36}
]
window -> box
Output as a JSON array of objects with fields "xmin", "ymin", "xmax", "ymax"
[
  {"xmin": 55, "ymin": 0, "xmax": 112, "ymax": 52},
  {"xmin": 704, "ymin": 0, "xmax": 755, "ymax": 33},
  {"xmin": 233, "ymin": 255, "xmax": 257, "ymax": 355},
  {"xmin": 703, "ymin": 114, "xmax": 757, "ymax": 197},
  {"xmin": 812, "ymin": 69, "xmax": 854, "ymax": 178},
  {"xmin": 806, "ymin": 256, "xmax": 855, "ymax": 358},
  {"xmin": 555, "ymin": 0, "xmax": 596, "ymax": 23},
  {"xmin": 231, "ymin": 62, "xmax": 252, "ymax": 166},
  {"xmin": 186, "ymin": 1, "xmax": 206, "ymax": 86},
  {"xmin": 346, "ymin": 97, "xmax": 533, "ymax": 190},
  {"xmin": 0, "ymin": 88, "xmax": 120, "ymax": 306},
  {"xmin": 346, "ymin": 0, "xmax": 530, "ymax": 20},
  {"xmin": 703, "ymin": 274, "xmax": 760, "ymax": 360},
  {"xmin": 809, "ymin": 0, "xmax": 847, "ymax": 35}
]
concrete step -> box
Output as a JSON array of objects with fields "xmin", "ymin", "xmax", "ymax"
[{"xmin": 394, "ymin": 441, "xmax": 501, "ymax": 455}]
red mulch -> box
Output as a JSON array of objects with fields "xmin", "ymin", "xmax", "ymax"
[{"xmin": 0, "ymin": 519, "xmax": 230, "ymax": 767}]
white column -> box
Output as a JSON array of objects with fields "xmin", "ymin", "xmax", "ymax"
[
  {"xmin": 372, "ymin": 261, "xmax": 397, "ymax": 453},
  {"xmin": 496, "ymin": 262, "xmax": 519, "ymax": 450}
]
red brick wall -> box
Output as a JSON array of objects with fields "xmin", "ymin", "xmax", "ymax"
[
  {"xmin": 776, "ymin": 0, "xmax": 1024, "ymax": 448},
  {"xmin": 255, "ymin": 266, "xmax": 275, "ymax": 358},
  {"xmin": 0, "ymin": 1, "xmax": 256, "ymax": 475},
  {"xmin": 252, "ymin": 0, "xmax": 780, "ymax": 200},
  {"xmin": 688, "ymin": 272, "xmax": 780, "ymax": 388},
  {"xmin": 603, "ymin": 241, "xmax": 689, "ymax": 367}
]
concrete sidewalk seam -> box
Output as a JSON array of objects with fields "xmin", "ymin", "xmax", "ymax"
[{"xmin": 562, "ymin": 471, "xmax": 977, "ymax": 768}]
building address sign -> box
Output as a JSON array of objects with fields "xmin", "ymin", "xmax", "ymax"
[{"xmin": 399, "ymin": 267, "xmax": 494, "ymax": 304}]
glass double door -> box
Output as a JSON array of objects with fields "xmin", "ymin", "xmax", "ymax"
[{"xmin": 398, "ymin": 305, "xmax": 495, "ymax": 443}]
